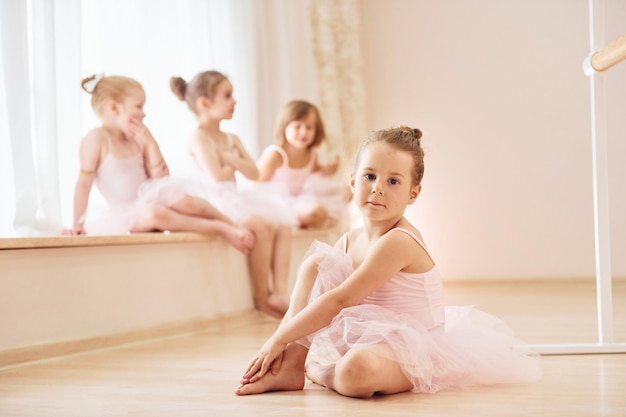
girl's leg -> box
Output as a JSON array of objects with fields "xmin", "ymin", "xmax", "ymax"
[
  {"xmin": 170, "ymin": 194, "xmax": 234, "ymax": 226},
  {"xmin": 243, "ymin": 216, "xmax": 284, "ymax": 318},
  {"xmin": 131, "ymin": 204, "xmax": 253, "ymax": 254},
  {"xmin": 235, "ymin": 254, "xmax": 323, "ymax": 395},
  {"xmin": 267, "ymin": 224, "xmax": 292, "ymax": 314},
  {"xmin": 284, "ymin": 252, "xmax": 324, "ymax": 317},
  {"xmin": 306, "ymin": 344, "xmax": 413, "ymax": 398}
]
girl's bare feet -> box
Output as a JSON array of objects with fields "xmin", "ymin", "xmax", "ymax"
[
  {"xmin": 267, "ymin": 293, "xmax": 289, "ymax": 316},
  {"xmin": 221, "ymin": 225, "xmax": 255, "ymax": 254},
  {"xmin": 235, "ymin": 359, "xmax": 305, "ymax": 395},
  {"xmin": 253, "ymin": 298, "xmax": 284, "ymax": 319}
]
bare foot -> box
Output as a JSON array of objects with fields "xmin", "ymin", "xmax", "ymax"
[
  {"xmin": 222, "ymin": 225, "xmax": 255, "ymax": 255},
  {"xmin": 253, "ymin": 299, "xmax": 284, "ymax": 319},
  {"xmin": 267, "ymin": 293, "xmax": 289, "ymax": 316},
  {"xmin": 305, "ymin": 361, "xmax": 335, "ymax": 389},
  {"xmin": 235, "ymin": 362, "xmax": 305, "ymax": 395}
]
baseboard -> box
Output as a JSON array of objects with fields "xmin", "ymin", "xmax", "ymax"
[{"xmin": 0, "ymin": 310, "xmax": 262, "ymax": 370}]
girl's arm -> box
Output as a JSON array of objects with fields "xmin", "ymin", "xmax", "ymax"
[
  {"xmin": 221, "ymin": 135, "xmax": 259, "ymax": 180},
  {"xmin": 314, "ymin": 154, "xmax": 340, "ymax": 176},
  {"xmin": 190, "ymin": 130, "xmax": 236, "ymax": 182},
  {"xmin": 243, "ymin": 230, "xmax": 429, "ymax": 381},
  {"xmin": 70, "ymin": 131, "xmax": 102, "ymax": 235},
  {"xmin": 256, "ymin": 146, "xmax": 283, "ymax": 182},
  {"xmin": 130, "ymin": 120, "xmax": 169, "ymax": 178}
]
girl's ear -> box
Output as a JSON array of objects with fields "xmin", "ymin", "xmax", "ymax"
[
  {"xmin": 197, "ymin": 96, "xmax": 210, "ymax": 111},
  {"xmin": 408, "ymin": 184, "xmax": 422, "ymax": 204},
  {"xmin": 107, "ymin": 100, "xmax": 118, "ymax": 115},
  {"xmin": 350, "ymin": 173, "xmax": 356, "ymax": 191}
]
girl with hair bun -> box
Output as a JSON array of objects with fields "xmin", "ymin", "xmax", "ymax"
[
  {"xmin": 171, "ymin": 70, "xmax": 292, "ymax": 318},
  {"xmin": 236, "ymin": 126, "xmax": 540, "ymax": 398}
]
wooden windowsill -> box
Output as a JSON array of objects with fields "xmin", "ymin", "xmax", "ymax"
[{"xmin": 0, "ymin": 227, "xmax": 341, "ymax": 251}]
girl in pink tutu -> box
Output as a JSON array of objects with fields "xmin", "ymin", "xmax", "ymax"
[
  {"xmin": 236, "ymin": 126, "xmax": 541, "ymax": 398},
  {"xmin": 67, "ymin": 74, "xmax": 254, "ymax": 255},
  {"xmin": 170, "ymin": 70, "xmax": 292, "ymax": 318},
  {"xmin": 256, "ymin": 100, "xmax": 349, "ymax": 229}
]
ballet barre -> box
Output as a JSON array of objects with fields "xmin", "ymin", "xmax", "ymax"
[{"xmin": 534, "ymin": 0, "xmax": 626, "ymax": 355}]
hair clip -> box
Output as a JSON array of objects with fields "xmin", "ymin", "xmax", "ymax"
[{"xmin": 83, "ymin": 73, "xmax": 104, "ymax": 94}]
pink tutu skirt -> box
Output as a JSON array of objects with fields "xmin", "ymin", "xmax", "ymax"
[
  {"xmin": 254, "ymin": 174, "xmax": 349, "ymax": 227},
  {"xmin": 299, "ymin": 241, "xmax": 541, "ymax": 393},
  {"xmin": 203, "ymin": 181, "xmax": 297, "ymax": 226},
  {"xmin": 85, "ymin": 176, "xmax": 212, "ymax": 235},
  {"xmin": 291, "ymin": 175, "xmax": 349, "ymax": 223}
]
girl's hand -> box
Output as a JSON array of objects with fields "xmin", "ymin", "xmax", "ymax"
[
  {"xmin": 218, "ymin": 149, "xmax": 235, "ymax": 168},
  {"xmin": 219, "ymin": 148, "xmax": 241, "ymax": 169},
  {"xmin": 63, "ymin": 225, "xmax": 86, "ymax": 235},
  {"xmin": 128, "ymin": 118, "xmax": 154, "ymax": 144},
  {"xmin": 240, "ymin": 336, "xmax": 286, "ymax": 384}
]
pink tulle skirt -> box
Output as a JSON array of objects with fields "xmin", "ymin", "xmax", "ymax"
[
  {"xmin": 84, "ymin": 176, "xmax": 211, "ymax": 235},
  {"xmin": 203, "ymin": 181, "xmax": 297, "ymax": 226},
  {"xmin": 298, "ymin": 241, "xmax": 541, "ymax": 393},
  {"xmin": 291, "ymin": 175, "xmax": 349, "ymax": 223},
  {"xmin": 247, "ymin": 175, "xmax": 349, "ymax": 227}
]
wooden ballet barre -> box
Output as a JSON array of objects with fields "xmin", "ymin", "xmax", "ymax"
[{"xmin": 584, "ymin": 33, "xmax": 626, "ymax": 74}]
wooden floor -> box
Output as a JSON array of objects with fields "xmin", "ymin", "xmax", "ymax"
[{"xmin": 0, "ymin": 279, "xmax": 625, "ymax": 417}]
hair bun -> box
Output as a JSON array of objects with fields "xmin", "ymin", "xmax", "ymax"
[
  {"xmin": 169, "ymin": 77, "xmax": 187, "ymax": 101},
  {"xmin": 399, "ymin": 125, "xmax": 422, "ymax": 142}
]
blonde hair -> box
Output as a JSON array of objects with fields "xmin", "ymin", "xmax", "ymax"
[
  {"xmin": 170, "ymin": 70, "xmax": 228, "ymax": 114},
  {"xmin": 354, "ymin": 126, "xmax": 425, "ymax": 186},
  {"xmin": 81, "ymin": 74, "xmax": 143, "ymax": 117},
  {"xmin": 273, "ymin": 100, "xmax": 326, "ymax": 149}
]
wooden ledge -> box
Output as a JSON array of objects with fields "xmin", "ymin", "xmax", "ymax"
[{"xmin": 0, "ymin": 227, "xmax": 342, "ymax": 251}]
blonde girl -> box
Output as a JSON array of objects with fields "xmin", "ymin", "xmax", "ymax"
[
  {"xmin": 170, "ymin": 70, "xmax": 291, "ymax": 318},
  {"xmin": 68, "ymin": 74, "xmax": 254, "ymax": 255}
]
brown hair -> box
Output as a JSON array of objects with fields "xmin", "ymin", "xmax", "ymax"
[
  {"xmin": 273, "ymin": 100, "xmax": 326, "ymax": 148},
  {"xmin": 354, "ymin": 126, "xmax": 425, "ymax": 186},
  {"xmin": 170, "ymin": 70, "xmax": 228, "ymax": 114},
  {"xmin": 80, "ymin": 74, "xmax": 143, "ymax": 117}
]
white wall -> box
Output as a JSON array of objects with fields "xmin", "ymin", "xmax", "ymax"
[{"xmin": 359, "ymin": 0, "xmax": 626, "ymax": 280}]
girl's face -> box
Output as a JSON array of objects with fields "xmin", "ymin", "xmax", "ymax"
[
  {"xmin": 284, "ymin": 111, "xmax": 317, "ymax": 150},
  {"xmin": 113, "ymin": 88, "xmax": 146, "ymax": 134},
  {"xmin": 208, "ymin": 79, "xmax": 236, "ymax": 120},
  {"xmin": 351, "ymin": 142, "xmax": 420, "ymax": 222}
]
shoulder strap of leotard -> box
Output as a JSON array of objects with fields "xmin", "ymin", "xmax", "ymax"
[
  {"xmin": 341, "ymin": 229, "xmax": 432, "ymax": 262},
  {"xmin": 391, "ymin": 228, "xmax": 434, "ymax": 263},
  {"xmin": 267, "ymin": 144, "xmax": 288, "ymax": 167},
  {"xmin": 225, "ymin": 133, "xmax": 236, "ymax": 150},
  {"xmin": 341, "ymin": 233, "xmax": 348, "ymax": 253},
  {"xmin": 307, "ymin": 148, "xmax": 317, "ymax": 170}
]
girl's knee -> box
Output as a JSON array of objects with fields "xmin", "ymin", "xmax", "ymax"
[
  {"xmin": 244, "ymin": 216, "xmax": 274, "ymax": 239},
  {"xmin": 298, "ymin": 204, "xmax": 328, "ymax": 228},
  {"xmin": 172, "ymin": 194, "xmax": 196, "ymax": 211},
  {"xmin": 150, "ymin": 205, "xmax": 172, "ymax": 224},
  {"xmin": 133, "ymin": 204, "xmax": 169, "ymax": 231},
  {"xmin": 276, "ymin": 223, "xmax": 292, "ymax": 236},
  {"xmin": 298, "ymin": 253, "xmax": 324, "ymax": 277},
  {"xmin": 334, "ymin": 349, "xmax": 380, "ymax": 398}
]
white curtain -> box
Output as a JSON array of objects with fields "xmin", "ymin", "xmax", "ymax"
[
  {"xmin": 0, "ymin": 0, "xmax": 322, "ymax": 237},
  {"xmin": 0, "ymin": 0, "xmax": 66, "ymax": 237}
]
